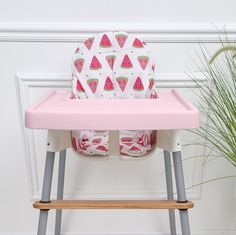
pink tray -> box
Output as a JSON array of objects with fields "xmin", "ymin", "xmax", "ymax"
[{"xmin": 25, "ymin": 89, "xmax": 200, "ymax": 130}]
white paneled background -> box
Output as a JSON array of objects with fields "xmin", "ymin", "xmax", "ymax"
[{"xmin": 0, "ymin": 0, "xmax": 236, "ymax": 234}]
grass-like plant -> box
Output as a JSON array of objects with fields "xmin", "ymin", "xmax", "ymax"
[{"xmin": 191, "ymin": 43, "xmax": 236, "ymax": 167}]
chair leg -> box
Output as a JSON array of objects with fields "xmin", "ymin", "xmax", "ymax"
[
  {"xmin": 38, "ymin": 211, "xmax": 49, "ymax": 235},
  {"xmin": 164, "ymin": 150, "xmax": 177, "ymax": 235},
  {"xmin": 172, "ymin": 151, "xmax": 191, "ymax": 235},
  {"xmin": 55, "ymin": 149, "xmax": 66, "ymax": 235},
  {"xmin": 37, "ymin": 151, "xmax": 55, "ymax": 235}
]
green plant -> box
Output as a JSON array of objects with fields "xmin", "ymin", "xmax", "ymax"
[{"xmin": 191, "ymin": 43, "xmax": 236, "ymax": 167}]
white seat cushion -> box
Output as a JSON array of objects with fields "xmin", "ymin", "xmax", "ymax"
[{"xmin": 71, "ymin": 32, "xmax": 157, "ymax": 157}]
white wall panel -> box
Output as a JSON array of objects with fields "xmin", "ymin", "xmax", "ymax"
[{"xmin": 0, "ymin": 0, "xmax": 235, "ymax": 23}]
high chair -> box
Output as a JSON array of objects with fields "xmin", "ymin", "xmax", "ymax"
[{"xmin": 25, "ymin": 32, "xmax": 200, "ymax": 235}]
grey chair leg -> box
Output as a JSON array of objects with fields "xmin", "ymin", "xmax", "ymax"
[
  {"xmin": 38, "ymin": 211, "xmax": 49, "ymax": 235},
  {"xmin": 172, "ymin": 151, "xmax": 191, "ymax": 235},
  {"xmin": 55, "ymin": 149, "xmax": 66, "ymax": 235},
  {"xmin": 37, "ymin": 151, "xmax": 55, "ymax": 235},
  {"xmin": 164, "ymin": 150, "xmax": 177, "ymax": 235}
]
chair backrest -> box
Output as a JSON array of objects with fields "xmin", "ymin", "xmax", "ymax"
[
  {"xmin": 72, "ymin": 32, "xmax": 157, "ymax": 100},
  {"xmin": 71, "ymin": 32, "xmax": 158, "ymax": 158}
]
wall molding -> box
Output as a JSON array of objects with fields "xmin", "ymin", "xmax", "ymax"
[
  {"xmin": 16, "ymin": 72, "xmax": 204, "ymax": 201},
  {"xmin": 1, "ymin": 22, "xmax": 236, "ymax": 43}
]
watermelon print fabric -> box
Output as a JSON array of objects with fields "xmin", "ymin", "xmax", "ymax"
[{"xmin": 71, "ymin": 32, "xmax": 158, "ymax": 157}]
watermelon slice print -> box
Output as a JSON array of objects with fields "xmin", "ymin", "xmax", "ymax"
[
  {"xmin": 96, "ymin": 145, "xmax": 108, "ymax": 151},
  {"xmin": 133, "ymin": 77, "xmax": 144, "ymax": 91},
  {"xmin": 105, "ymin": 55, "xmax": 116, "ymax": 69},
  {"xmin": 150, "ymin": 89, "xmax": 158, "ymax": 99},
  {"xmin": 130, "ymin": 145, "xmax": 141, "ymax": 151},
  {"xmin": 150, "ymin": 131, "xmax": 156, "ymax": 145},
  {"xmin": 151, "ymin": 64, "xmax": 155, "ymax": 72},
  {"xmin": 99, "ymin": 34, "xmax": 112, "ymax": 48},
  {"xmin": 121, "ymin": 137, "xmax": 132, "ymax": 142},
  {"xmin": 81, "ymin": 144, "xmax": 90, "ymax": 151},
  {"xmin": 71, "ymin": 137, "xmax": 77, "ymax": 151},
  {"xmin": 148, "ymin": 78, "xmax": 155, "ymax": 90},
  {"xmin": 116, "ymin": 77, "xmax": 128, "ymax": 92},
  {"xmin": 115, "ymin": 34, "xmax": 128, "ymax": 48},
  {"xmin": 104, "ymin": 76, "xmax": 114, "ymax": 91},
  {"xmin": 95, "ymin": 130, "xmax": 106, "ymax": 133},
  {"xmin": 92, "ymin": 138, "xmax": 102, "ymax": 144},
  {"xmin": 74, "ymin": 58, "xmax": 84, "ymax": 73},
  {"xmin": 90, "ymin": 56, "xmax": 102, "ymax": 70},
  {"xmin": 76, "ymin": 80, "xmax": 85, "ymax": 92},
  {"xmin": 75, "ymin": 47, "xmax": 80, "ymax": 53},
  {"xmin": 137, "ymin": 56, "xmax": 149, "ymax": 70},
  {"xmin": 87, "ymin": 79, "xmax": 98, "ymax": 93},
  {"xmin": 123, "ymin": 142, "xmax": 133, "ymax": 146},
  {"xmin": 84, "ymin": 37, "xmax": 94, "ymax": 50},
  {"xmin": 121, "ymin": 54, "xmax": 133, "ymax": 69},
  {"xmin": 132, "ymin": 38, "xmax": 144, "ymax": 48}
]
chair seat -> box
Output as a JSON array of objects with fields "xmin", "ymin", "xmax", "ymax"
[{"xmin": 71, "ymin": 130, "xmax": 157, "ymax": 157}]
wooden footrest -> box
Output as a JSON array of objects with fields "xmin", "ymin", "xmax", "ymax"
[{"xmin": 33, "ymin": 200, "xmax": 194, "ymax": 210}]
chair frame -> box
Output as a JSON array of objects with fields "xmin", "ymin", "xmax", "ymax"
[{"xmin": 35, "ymin": 129, "xmax": 192, "ymax": 235}]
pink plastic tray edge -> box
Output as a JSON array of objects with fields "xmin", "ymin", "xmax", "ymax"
[{"xmin": 25, "ymin": 89, "xmax": 200, "ymax": 130}]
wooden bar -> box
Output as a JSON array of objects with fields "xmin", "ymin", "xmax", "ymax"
[{"xmin": 33, "ymin": 200, "xmax": 194, "ymax": 210}]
